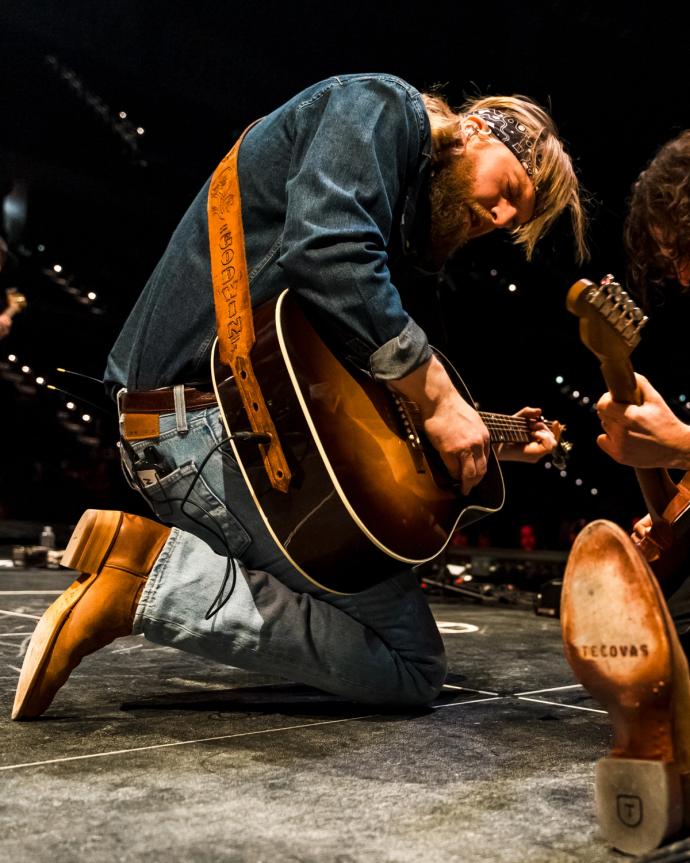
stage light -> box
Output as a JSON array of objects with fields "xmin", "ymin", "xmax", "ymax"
[
  {"xmin": 7, "ymin": 354, "xmax": 16, "ymax": 362},
  {"xmin": 571, "ymin": 390, "xmax": 580, "ymax": 399},
  {"xmin": 490, "ymin": 269, "xmax": 498, "ymax": 276},
  {"xmin": 680, "ymin": 394, "xmax": 687, "ymax": 403},
  {"xmin": 53, "ymin": 264, "xmax": 63, "ymax": 273},
  {"xmin": 560, "ymin": 470, "xmax": 567, "ymax": 478},
  {"xmin": 119, "ymin": 111, "xmax": 127, "ymax": 119},
  {"xmin": 81, "ymin": 413, "xmax": 91, "ymax": 422},
  {"xmin": 136, "ymin": 127, "xmax": 145, "ymax": 135},
  {"xmin": 544, "ymin": 461, "xmax": 552, "ymax": 469},
  {"xmin": 87, "ymin": 291, "xmax": 97, "ymax": 300},
  {"xmin": 575, "ymin": 478, "xmax": 583, "ymax": 486},
  {"xmin": 555, "ymin": 375, "xmax": 564, "ymax": 384},
  {"xmin": 35, "ymin": 376, "xmax": 45, "ymax": 385},
  {"xmin": 66, "ymin": 401, "xmax": 76, "ymax": 410},
  {"xmin": 21, "ymin": 365, "xmax": 30, "ymax": 373},
  {"xmin": 508, "ymin": 283, "xmax": 517, "ymax": 292},
  {"xmin": 591, "ymin": 488, "xmax": 599, "ymax": 495}
]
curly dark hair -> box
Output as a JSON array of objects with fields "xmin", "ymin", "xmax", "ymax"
[{"xmin": 625, "ymin": 130, "xmax": 690, "ymax": 299}]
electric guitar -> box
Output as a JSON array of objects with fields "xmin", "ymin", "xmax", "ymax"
[
  {"xmin": 567, "ymin": 274, "xmax": 690, "ymax": 583},
  {"xmin": 212, "ymin": 289, "xmax": 567, "ymax": 593}
]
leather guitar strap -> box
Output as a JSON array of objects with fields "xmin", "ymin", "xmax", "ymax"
[{"xmin": 208, "ymin": 124, "xmax": 291, "ymax": 493}]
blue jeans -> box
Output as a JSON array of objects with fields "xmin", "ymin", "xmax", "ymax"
[{"xmin": 124, "ymin": 406, "xmax": 446, "ymax": 704}]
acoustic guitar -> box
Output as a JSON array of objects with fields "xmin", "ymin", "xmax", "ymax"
[
  {"xmin": 212, "ymin": 289, "xmax": 567, "ymax": 593},
  {"xmin": 567, "ymin": 274, "xmax": 690, "ymax": 585}
]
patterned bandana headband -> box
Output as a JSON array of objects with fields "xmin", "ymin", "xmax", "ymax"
[{"xmin": 474, "ymin": 108, "xmax": 539, "ymax": 178}]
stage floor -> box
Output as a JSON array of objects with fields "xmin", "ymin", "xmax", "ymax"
[{"xmin": 0, "ymin": 567, "xmax": 631, "ymax": 862}]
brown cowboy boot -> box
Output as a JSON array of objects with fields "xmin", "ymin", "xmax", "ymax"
[
  {"xmin": 561, "ymin": 519, "xmax": 690, "ymax": 855},
  {"xmin": 12, "ymin": 509, "xmax": 170, "ymax": 720}
]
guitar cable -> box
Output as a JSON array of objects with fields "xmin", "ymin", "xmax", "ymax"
[{"xmin": 121, "ymin": 430, "xmax": 271, "ymax": 620}]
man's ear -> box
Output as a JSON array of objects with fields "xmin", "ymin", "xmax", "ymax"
[{"xmin": 462, "ymin": 114, "xmax": 492, "ymax": 141}]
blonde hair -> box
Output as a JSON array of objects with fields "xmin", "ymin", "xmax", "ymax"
[{"xmin": 422, "ymin": 92, "xmax": 588, "ymax": 263}]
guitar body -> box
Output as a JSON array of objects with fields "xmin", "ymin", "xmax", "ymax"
[{"xmin": 212, "ymin": 289, "xmax": 505, "ymax": 593}]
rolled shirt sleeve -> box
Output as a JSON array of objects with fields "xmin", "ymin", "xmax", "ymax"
[{"xmin": 368, "ymin": 318, "xmax": 432, "ymax": 380}]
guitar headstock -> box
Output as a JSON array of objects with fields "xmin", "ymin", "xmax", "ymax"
[
  {"xmin": 566, "ymin": 275, "xmax": 647, "ymax": 365},
  {"xmin": 5, "ymin": 288, "xmax": 27, "ymax": 316}
]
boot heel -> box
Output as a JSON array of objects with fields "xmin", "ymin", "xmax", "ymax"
[
  {"xmin": 595, "ymin": 757, "xmax": 683, "ymax": 854},
  {"xmin": 61, "ymin": 510, "xmax": 124, "ymax": 574}
]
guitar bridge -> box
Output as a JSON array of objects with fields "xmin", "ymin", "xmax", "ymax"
[{"xmin": 390, "ymin": 392, "xmax": 427, "ymax": 473}]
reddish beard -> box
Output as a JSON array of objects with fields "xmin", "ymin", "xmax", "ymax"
[{"xmin": 428, "ymin": 151, "xmax": 491, "ymax": 263}]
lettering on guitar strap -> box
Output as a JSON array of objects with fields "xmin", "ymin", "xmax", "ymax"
[{"xmin": 218, "ymin": 225, "xmax": 243, "ymax": 346}]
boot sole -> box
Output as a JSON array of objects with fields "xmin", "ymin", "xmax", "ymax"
[
  {"xmin": 12, "ymin": 510, "xmax": 124, "ymax": 720},
  {"xmin": 561, "ymin": 519, "xmax": 683, "ymax": 854}
]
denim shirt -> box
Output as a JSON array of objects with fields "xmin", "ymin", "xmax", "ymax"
[{"xmin": 105, "ymin": 74, "xmax": 436, "ymax": 398}]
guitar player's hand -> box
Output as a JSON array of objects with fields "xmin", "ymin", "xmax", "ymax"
[
  {"xmin": 596, "ymin": 373, "xmax": 690, "ymax": 469},
  {"xmin": 0, "ymin": 311, "xmax": 12, "ymax": 339},
  {"xmin": 387, "ymin": 354, "xmax": 490, "ymax": 495},
  {"xmin": 495, "ymin": 406, "xmax": 557, "ymax": 463},
  {"xmin": 631, "ymin": 513, "xmax": 653, "ymax": 545}
]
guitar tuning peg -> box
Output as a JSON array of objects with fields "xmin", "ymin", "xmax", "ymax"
[{"xmin": 589, "ymin": 288, "xmax": 605, "ymax": 309}]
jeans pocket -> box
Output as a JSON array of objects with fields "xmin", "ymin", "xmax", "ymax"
[{"xmin": 144, "ymin": 459, "xmax": 251, "ymax": 559}]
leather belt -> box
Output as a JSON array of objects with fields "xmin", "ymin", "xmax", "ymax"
[{"xmin": 121, "ymin": 386, "xmax": 217, "ymax": 414}]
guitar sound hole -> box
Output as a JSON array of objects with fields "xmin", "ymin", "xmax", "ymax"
[{"xmin": 252, "ymin": 402, "xmax": 259, "ymax": 411}]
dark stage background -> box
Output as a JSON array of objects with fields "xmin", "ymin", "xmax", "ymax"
[{"xmin": 1, "ymin": 0, "xmax": 689, "ymax": 549}]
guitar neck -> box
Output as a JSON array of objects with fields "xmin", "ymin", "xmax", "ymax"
[
  {"xmin": 479, "ymin": 411, "xmax": 552, "ymax": 444},
  {"xmin": 600, "ymin": 357, "xmax": 642, "ymax": 406},
  {"xmin": 397, "ymin": 392, "xmax": 555, "ymax": 446},
  {"xmin": 600, "ymin": 355, "xmax": 678, "ymax": 517}
]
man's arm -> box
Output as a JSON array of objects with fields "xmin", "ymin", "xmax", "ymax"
[
  {"xmin": 387, "ymin": 353, "xmax": 490, "ymax": 494},
  {"xmin": 278, "ymin": 76, "xmax": 431, "ymax": 379}
]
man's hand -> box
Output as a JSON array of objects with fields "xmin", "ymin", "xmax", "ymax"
[
  {"xmin": 0, "ymin": 311, "xmax": 12, "ymax": 340},
  {"xmin": 388, "ymin": 355, "xmax": 490, "ymax": 495},
  {"xmin": 495, "ymin": 406, "xmax": 557, "ymax": 463},
  {"xmin": 631, "ymin": 513, "xmax": 653, "ymax": 546},
  {"xmin": 596, "ymin": 373, "xmax": 690, "ymax": 469}
]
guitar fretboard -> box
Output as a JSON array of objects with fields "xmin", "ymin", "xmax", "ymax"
[{"xmin": 479, "ymin": 412, "xmax": 546, "ymax": 443}]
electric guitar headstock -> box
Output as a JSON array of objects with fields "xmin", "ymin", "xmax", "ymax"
[
  {"xmin": 4, "ymin": 288, "xmax": 27, "ymax": 318},
  {"xmin": 566, "ymin": 274, "xmax": 648, "ymax": 404}
]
